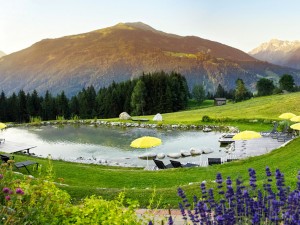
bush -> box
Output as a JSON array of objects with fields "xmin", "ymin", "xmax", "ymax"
[
  {"xmin": 202, "ymin": 115, "xmax": 211, "ymax": 122},
  {"xmin": 0, "ymin": 159, "xmax": 142, "ymax": 224},
  {"xmin": 176, "ymin": 167, "xmax": 300, "ymax": 224}
]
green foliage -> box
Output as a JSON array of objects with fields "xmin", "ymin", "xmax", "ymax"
[
  {"xmin": 256, "ymin": 78, "xmax": 275, "ymax": 96},
  {"xmin": 0, "ymin": 159, "xmax": 141, "ymax": 224},
  {"xmin": 279, "ymin": 74, "xmax": 295, "ymax": 91},
  {"xmin": 131, "ymin": 80, "xmax": 146, "ymax": 116},
  {"xmin": 215, "ymin": 84, "xmax": 226, "ymax": 98},
  {"xmin": 192, "ymin": 84, "xmax": 206, "ymax": 103},
  {"xmin": 234, "ymin": 78, "xmax": 252, "ymax": 102},
  {"xmin": 202, "ymin": 115, "xmax": 211, "ymax": 122},
  {"xmin": 30, "ymin": 116, "xmax": 42, "ymax": 123}
]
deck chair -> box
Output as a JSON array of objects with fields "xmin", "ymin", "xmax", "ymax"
[
  {"xmin": 153, "ymin": 159, "xmax": 173, "ymax": 169},
  {"xmin": 15, "ymin": 160, "xmax": 39, "ymax": 174},
  {"xmin": 0, "ymin": 154, "xmax": 14, "ymax": 163},
  {"xmin": 260, "ymin": 122, "xmax": 278, "ymax": 136},
  {"xmin": 208, "ymin": 158, "xmax": 222, "ymax": 166},
  {"xmin": 271, "ymin": 125, "xmax": 288, "ymax": 139},
  {"xmin": 170, "ymin": 160, "xmax": 198, "ymax": 168}
]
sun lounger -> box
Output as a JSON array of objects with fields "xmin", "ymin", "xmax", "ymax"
[
  {"xmin": 15, "ymin": 160, "xmax": 39, "ymax": 174},
  {"xmin": 0, "ymin": 154, "xmax": 14, "ymax": 163},
  {"xmin": 208, "ymin": 158, "xmax": 222, "ymax": 166},
  {"xmin": 153, "ymin": 159, "xmax": 173, "ymax": 169},
  {"xmin": 170, "ymin": 160, "xmax": 198, "ymax": 168},
  {"xmin": 261, "ymin": 122, "xmax": 278, "ymax": 136}
]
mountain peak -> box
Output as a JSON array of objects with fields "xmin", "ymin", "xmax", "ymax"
[
  {"xmin": 0, "ymin": 50, "xmax": 6, "ymax": 58},
  {"xmin": 123, "ymin": 22, "xmax": 157, "ymax": 31},
  {"xmin": 249, "ymin": 39, "xmax": 300, "ymax": 69}
]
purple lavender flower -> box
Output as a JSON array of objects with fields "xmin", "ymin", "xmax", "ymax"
[
  {"xmin": 168, "ymin": 216, "xmax": 173, "ymax": 225},
  {"xmin": 0, "ymin": 174, "xmax": 3, "ymax": 179}
]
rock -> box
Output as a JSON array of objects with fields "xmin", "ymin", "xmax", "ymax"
[
  {"xmin": 202, "ymin": 148, "xmax": 214, "ymax": 154},
  {"xmin": 157, "ymin": 153, "xmax": 165, "ymax": 159},
  {"xmin": 181, "ymin": 150, "xmax": 191, "ymax": 157},
  {"xmin": 119, "ymin": 112, "xmax": 131, "ymax": 120},
  {"xmin": 190, "ymin": 147, "xmax": 202, "ymax": 156},
  {"xmin": 167, "ymin": 153, "xmax": 181, "ymax": 159},
  {"xmin": 203, "ymin": 127, "xmax": 212, "ymax": 132},
  {"xmin": 138, "ymin": 153, "xmax": 157, "ymax": 160}
]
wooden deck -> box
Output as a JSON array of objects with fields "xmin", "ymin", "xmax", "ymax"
[
  {"xmin": 232, "ymin": 136, "xmax": 287, "ymax": 159},
  {"xmin": 0, "ymin": 140, "xmax": 37, "ymax": 154}
]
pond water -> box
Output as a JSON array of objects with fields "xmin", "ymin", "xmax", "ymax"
[{"xmin": 1, "ymin": 125, "xmax": 231, "ymax": 167}]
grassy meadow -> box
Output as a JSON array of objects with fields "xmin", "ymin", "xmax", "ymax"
[{"xmin": 6, "ymin": 92, "xmax": 300, "ymax": 208}]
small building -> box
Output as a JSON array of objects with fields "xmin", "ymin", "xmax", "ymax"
[{"xmin": 214, "ymin": 98, "xmax": 226, "ymax": 106}]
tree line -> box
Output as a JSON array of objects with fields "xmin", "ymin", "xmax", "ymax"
[
  {"xmin": 191, "ymin": 74, "xmax": 299, "ymax": 104},
  {"xmin": 0, "ymin": 71, "xmax": 189, "ymax": 123}
]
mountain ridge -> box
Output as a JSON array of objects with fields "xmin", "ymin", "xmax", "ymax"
[
  {"xmin": 0, "ymin": 51, "xmax": 5, "ymax": 58},
  {"xmin": 0, "ymin": 23, "xmax": 300, "ymax": 96},
  {"xmin": 249, "ymin": 39, "xmax": 300, "ymax": 69}
]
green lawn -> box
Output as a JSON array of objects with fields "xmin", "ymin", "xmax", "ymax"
[{"xmin": 7, "ymin": 92, "xmax": 300, "ymax": 208}]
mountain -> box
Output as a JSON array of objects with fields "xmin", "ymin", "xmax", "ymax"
[
  {"xmin": 249, "ymin": 39, "xmax": 300, "ymax": 69},
  {"xmin": 0, "ymin": 23, "xmax": 300, "ymax": 96},
  {"xmin": 0, "ymin": 51, "xmax": 5, "ymax": 58}
]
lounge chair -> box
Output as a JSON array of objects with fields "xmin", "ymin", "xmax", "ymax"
[
  {"xmin": 0, "ymin": 154, "xmax": 14, "ymax": 163},
  {"xmin": 271, "ymin": 125, "xmax": 288, "ymax": 139},
  {"xmin": 15, "ymin": 160, "xmax": 39, "ymax": 174},
  {"xmin": 153, "ymin": 159, "xmax": 173, "ymax": 169},
  {"xmin": 208, "ymin": 158, "xmax": 222, "ymax": 166},
  {"xmin": 170, "ymin": 160, "xmax": 198, "ymax": 168},
  {"xmin": 260, "ymin": 122, "xmax": 278, "ymax": 136}
]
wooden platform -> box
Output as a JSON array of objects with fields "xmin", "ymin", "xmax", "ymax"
[{"xmin": 0, "ymin": 141, "xmax": 37, "ymax": 154}]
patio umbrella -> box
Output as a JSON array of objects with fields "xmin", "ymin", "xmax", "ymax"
[
  {"xmin": 0, "ymin": 123, "xmax": 6, "ymax": 129},
  {"xmin": 232, "ymin": 131, "xmax": 262, "ymax": 140},
  {"xmin": 279, "ymin": 113, "xmax": 296, "ymax": 120},
  {"xmin": 290, "ymin": 123, "xmax": 300, "ymax": 131},
  {"xmin": 290, "ymin": 116, "xmax": 300, "ymax": 122},
  {"xmin": 130, "ymin": 136, "xmax": 162, "ymax": 148},
  {"xmin": 130, "ymin": 136, "xmax": 162, "ymax": 169}
]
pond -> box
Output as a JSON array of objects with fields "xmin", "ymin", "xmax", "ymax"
[{"xmin": 1, "ymin": 125, "xmax": 231, "ymax": 167}]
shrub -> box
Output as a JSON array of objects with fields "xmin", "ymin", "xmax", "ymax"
[
  {"xmin": 202, "ymin": 115, "xmax": 211, "ymax": 122},
  {"xmin": 176, "ymin": 167, "xmax": 300, "ymax": 224},
  {"xmin": 0, "ymin": 160, "xmax": 142, "ymax": 224}
]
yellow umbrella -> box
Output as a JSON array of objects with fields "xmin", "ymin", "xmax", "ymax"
[
  {"xmin": 279, "ymin": 113, "xmax": 297, "ymax": 120},
  {"xmin": 232, "ymin": 131, "xmax": 262, "ymax": 140},
  {"xmin": 0, "ymin": 123, "xmax": 7, "ymax": 129},
  {"xmin": 290, "ymin": 116, "xmax": 300, "ymax": 122},
  {"xmin": 130, "ymin": 136, "xmax": 162, "ymax": 148},
  {"xmin": 290, "ymin": 123, "xmax": 300, "ymax": 131}
]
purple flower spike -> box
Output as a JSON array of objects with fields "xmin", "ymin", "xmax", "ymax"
[
  {"xmin": 0, "ymin": 174, "xmax": 3, "ymax": 179},
  {"xmin": 168, "ymin": 216, "xmax": 174, "ymax": 225}
]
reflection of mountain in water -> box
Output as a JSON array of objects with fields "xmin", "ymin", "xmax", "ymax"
[{"xmin": 28, "ymin": 125, "xmax": 186, "ymax": 150}]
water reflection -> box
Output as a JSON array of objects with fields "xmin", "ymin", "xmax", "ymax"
[{"xmin": 1, "ymin": 125, "xmax": 226, "ymax": 167}]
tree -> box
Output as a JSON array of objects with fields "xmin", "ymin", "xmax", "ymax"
[
  {"xmin": 18, "ymin": 90, "xmax": 29, "ymax": 122},
  {"xmin": 234, "ymin": 78, "xmax": 252, "ymax": 102},
  {"xmin": 215, "ymin": 84, "xmax": 226, "ymax": 98},
  {"xmin": 279, "ymin": 74, "xmax": 295, "ymax": 92},
  {"xmin": 256, "ymin": 78, "xmax": 275, "ymax": 96},
  {"xmin": 131, "ymin": 80, "xmax": 146, "ymax": 116},
  {"xmin": 192, "ymin": 84, "xmax": 206, "ymax": 104}
]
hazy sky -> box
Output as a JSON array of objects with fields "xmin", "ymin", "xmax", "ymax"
[{"xmin": 1, "ymin": 0, "xmax": 300, "ymax": 54}]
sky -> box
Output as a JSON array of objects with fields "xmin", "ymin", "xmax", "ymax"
[{"xmin": 1, "ymin": 0, "xmax": 300, "ymax": 54}]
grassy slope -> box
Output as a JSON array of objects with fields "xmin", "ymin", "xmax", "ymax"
[{"xmin": 8, "ymin": 93, "xmax": 300, "ymax": 207}]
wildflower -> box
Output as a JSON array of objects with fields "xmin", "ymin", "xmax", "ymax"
[
  {"xmin": 2, "ymin": 187, "xmax": 10, "ymax": 194},
  {"xmin": 5, "ymin": 195, "xmax": 10, "ymax": 201},
  {"xmin": 0, "ymin": 174, "xmax": 3, "ymax": 179},
  {"xmin": 16, "ymin": 188, "xmax": 24, "ymax": 195},
  {"xmin": 168, "ymin": 216, "xmax": 173, "ymax": 225}
]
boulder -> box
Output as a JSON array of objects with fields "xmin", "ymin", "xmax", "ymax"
[
  {"xmin": 119, "ymin": 112, "xmax": 131, "ymax": 120},
  {"xmin": 157, "ymin": 153, "xmax": 165, "ymax": 159},
  {"xmin": 167, "ymin": 153, "xmax": 181, "ymax": 159},
  {"xmin": 190, "ymin": 147, "xmax": 202, "ymax": 156},
  {"xmin": 153, "ymin": 113, "xmax": 163, "ymax": 121},
  {"xmin": 138, "ymin": 153, "xmax": 157, "ymax": 160}
]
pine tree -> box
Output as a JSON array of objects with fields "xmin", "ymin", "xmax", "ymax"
[{"xmin": 131, "ymin": 80, "xmax": 146, "ymax": 116}]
